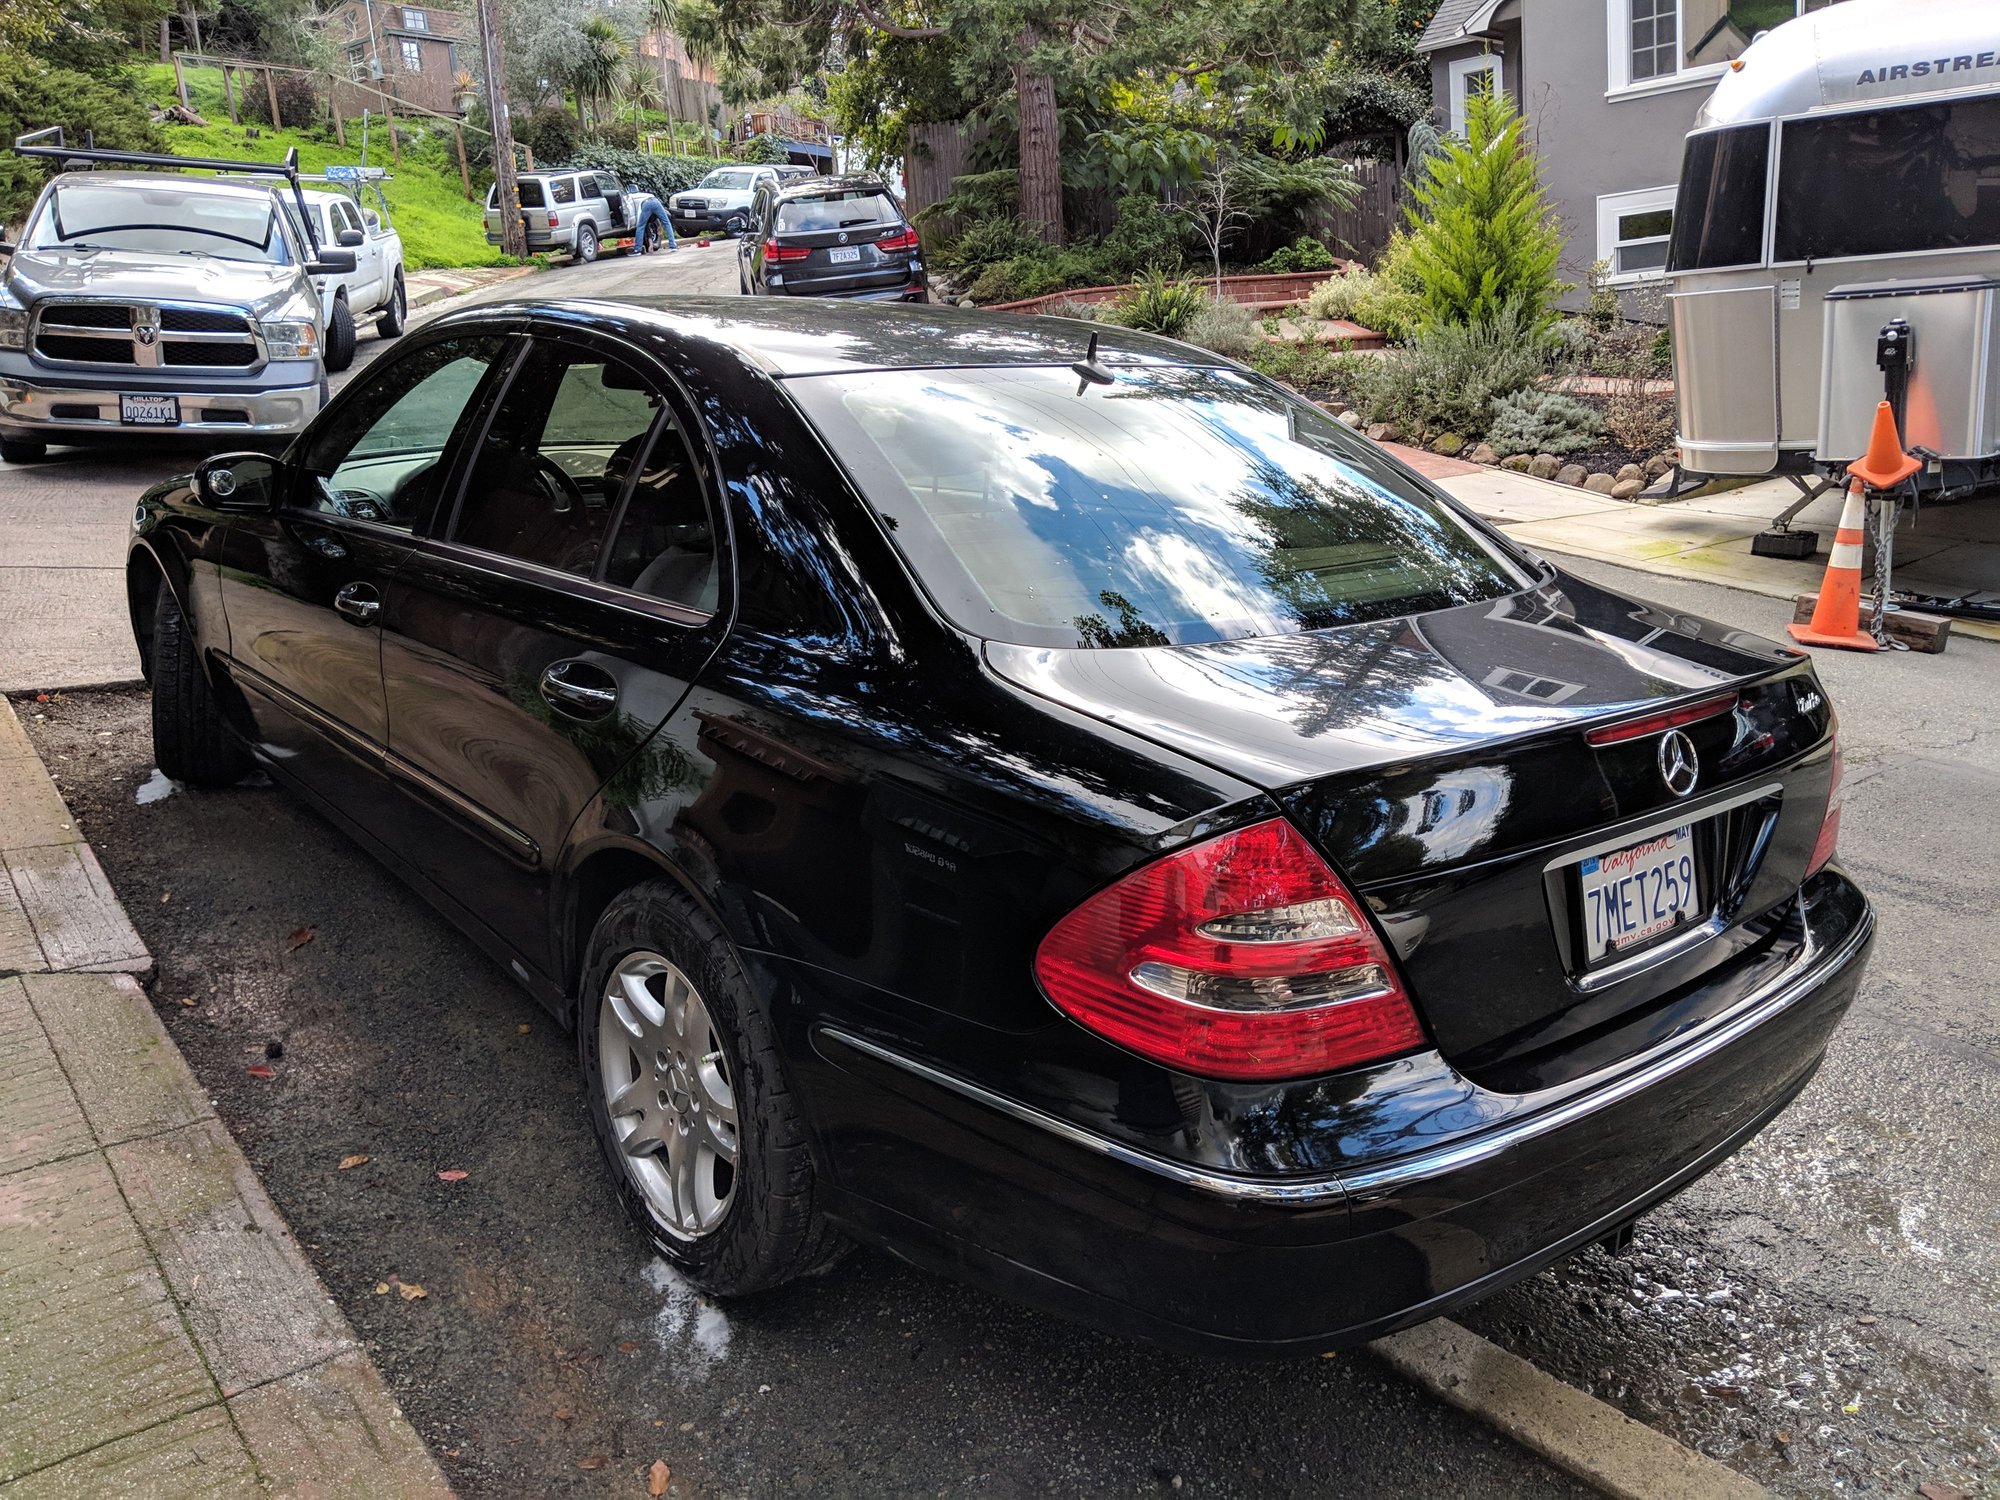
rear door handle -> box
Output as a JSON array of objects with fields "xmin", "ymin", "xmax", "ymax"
[
  {"xmin": 539, "ymin": 660, "xmax": 619, "ymax": 720},
  {"xmin": 333, "ymin": 581, "xmax": 380, "ymax": 625}
]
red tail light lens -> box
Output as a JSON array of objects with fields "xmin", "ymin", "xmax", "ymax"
[
  {"xmin": 546, "ymin": 213, "xmax": 559, "ymax": 228},
  {"xmin": 875, "ymin": 226, "xmax": 920, "ymax": 254},
  {"xmin": 1806, "ymin": 722, "xmax": 1843, "ymax": 877},
  {"xmin": 765, "ymin": 239, "xmax": 812, "ymax": 265},
  {"xmin": 1033, "ymin": 819, "xmax": 1425, "ymax": 1081}
]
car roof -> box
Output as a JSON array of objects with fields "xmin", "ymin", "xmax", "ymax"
[{"xmin": 430, "ymin": 295, "xmax": 1223, "ymax": 379}]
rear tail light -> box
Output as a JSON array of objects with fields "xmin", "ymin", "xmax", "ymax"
[
  {"xmin": 875, "ymin": 226, "xmax": 920, "ymax": 254},
  {"xmin": 765, "ymin": 239, "xmax": 812, "ymax": 265},
  {"xmin": 546, "ymin": 213, "xmax": 559, "ymax": 228},
  {"xmin": 1584, "ymin": 691, "xmax": 1739, "ymax": 747},
  {"xmin": 1806, "ymin": 719, "xmax": 1843, "ymax": 877},
  {"xmin": 1033, "ymin": 818, "xmax": 1425, "ymax": 1081}
]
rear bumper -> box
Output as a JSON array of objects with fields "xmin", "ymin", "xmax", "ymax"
[
  {"xmin": 775, "ymin": 282, "xmax": 930, "ymax": 303},
  {"xmin": 804, "ymin": 870, "xmax": 1872, "ymax": 1354},
  {"xmin": 0, "ymin": 367, "xmax": 322, "ymax": 442},
  {"xmin": 485, "ymin": 223, "xmax": 576, "ymax": 251}
]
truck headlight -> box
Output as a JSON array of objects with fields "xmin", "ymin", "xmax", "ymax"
[
  {"xmin": 259, "ymin": 318, "xmax": 318, "ymax": 360},
  {"xmin": 0, "ymin": 289, "xmax": 26, "ymax": 351}
]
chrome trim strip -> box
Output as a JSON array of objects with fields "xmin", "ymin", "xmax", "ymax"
[
  {"xmin": 383, "ymin": 751, "xmax": 542, "ymax": 867},
  {"xmin": 816, "ymin": 900, "xmax": 1872, "ymax": 1208}
]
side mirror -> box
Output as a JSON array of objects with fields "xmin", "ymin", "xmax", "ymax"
[
  {"xmin": 337, "ymin": 227, "xmax": 365, "ymax": 248},
  {"xmin": 309, "ymin": 248, "xmax": 357, "ymax": 276},
  {"xmin": 195, "ymin": 451, "xmax": 280, "ymax": 512}
]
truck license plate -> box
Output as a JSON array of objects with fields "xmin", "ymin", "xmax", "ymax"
[
  {"xmin": 120, "ymin": 394, "xmax": 180, "ymax": 425},
  {"xmin": 828, "ymin": 246, "xmax": 861, "ymax": 264},
  {"xmin": 1579, "ymin": 825, "xmax": 1698, "ymax": 963}
]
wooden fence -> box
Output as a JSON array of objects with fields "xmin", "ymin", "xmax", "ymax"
[{"xmin": 1320, "ymin": 158, "xmax": 1404, "ymax": 263}]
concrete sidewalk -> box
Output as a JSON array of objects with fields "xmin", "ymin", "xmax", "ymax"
[
  {"xmin": 1399, "ymin": 444, "xmax": 2000, "ymax": 644},
  {"xmin": 0, "ymin": 699, "xmax": 449, "ymax": 1498}
]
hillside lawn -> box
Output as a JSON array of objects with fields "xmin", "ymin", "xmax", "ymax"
[{"xmin": 136, "ymin": 64, "xmax": 507, "ymax": 269}]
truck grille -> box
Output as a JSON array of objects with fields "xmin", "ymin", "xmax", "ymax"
[{"xmin": 32, "ymin": 301, "xmax": 262, "ymax": 372}]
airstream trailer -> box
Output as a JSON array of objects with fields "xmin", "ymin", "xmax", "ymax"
[{"xmin": 1666, "ymin": 0, "xmax": 2000, "ymax": 496}]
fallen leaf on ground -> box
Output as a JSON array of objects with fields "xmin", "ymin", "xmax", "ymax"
[
  {"xmin": 518, "ymin": 1023, "xmax": 531, "ymax": 1034},
  {"xmin": 161, "ymin": 891, "xmax": 172, "ymax": 903},
  {"xmin": 246, "ymin": 1064, "xmax": 277, "ymax": 1080},
  {"xmin": 553, "ymin": 1407, "xmax": 575, "ymax": 1422},
  {"xmin": 437, "ymin": 1169, "xmax": 469, "ymax": 1182},
  {"xmin": 339, "ymin": 1154, "xmax": 370, "ymax": 1170},
  {"xmin": 617, "ymin": 1339, "xmax": 639, "ymax": 1353},
  {"xmin": 398, "ymin": 1282, "xmax": 428, "ymax": 1301},
  {"xmin": 374, "ymin": 1282, "xmax": 391, "ymax": 1295},
  {"xmin": 649, "ymin": 1459, "xmax": 672, "ymax": 1495},
  {"xmin": 1856, "ymin": 1314, "xmax": 1878, "ymax": 1325},
  {"xmin": 286, "ymin": 926, "xmax": 316, "ymax": 952},
  {"xmin": 1919, "ymin": 1485, "xmax": 1973, "ymax": 1500},
  {"xmin": 576, "ymin": 1456, "xmax": 607, "ymax": 1471},
  {"xmin": 178, "ymin": 997, "xmax": 198, "ymax": 1007}
]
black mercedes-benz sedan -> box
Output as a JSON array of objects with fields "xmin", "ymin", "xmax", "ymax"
[{"xmin": 125, "ymin": 297, "xmax": 1871, "ymax": 1355}]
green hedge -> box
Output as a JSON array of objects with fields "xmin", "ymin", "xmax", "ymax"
[
  {"xmin": 551, "ymin": 145, "xmax": 729, "ymax": 202},
  {"xmin": 2, "ymin": 58, "xmax": 168, "ymax": 227}
]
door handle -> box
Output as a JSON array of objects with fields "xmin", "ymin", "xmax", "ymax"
[
  {"xmin": 332, "ymin": 581, "xmax": 380, "ymax": 625},
  {"xmin": 539, "ymin": 660, "xmax": 619, "ymax": 720}
]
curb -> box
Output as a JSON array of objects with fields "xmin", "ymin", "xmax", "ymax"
[
  {"xmin": 1374, "ymin": 1320, "xmax": 1772, "ymax": 1500},
  {"xmin": 0, "ymin": 697, "xmax": 453, "ymax": 1496}
]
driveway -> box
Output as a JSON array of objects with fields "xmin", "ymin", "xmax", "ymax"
[{"xmin": 0, "ymin": 243, "xmax": 739, "ymax": 694}]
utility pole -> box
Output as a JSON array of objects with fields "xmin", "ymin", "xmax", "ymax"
[{"xmin": 475, "ymin": 0, "xmax": 526, "ymax": 260}]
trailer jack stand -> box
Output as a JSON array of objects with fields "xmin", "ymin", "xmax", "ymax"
[{"xmin": 1750, "ymin": 474, "xmax": 1836, "ymax": 559}]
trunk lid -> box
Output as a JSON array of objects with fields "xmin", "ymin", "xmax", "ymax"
[
  {"xmin": 987, "ymin": 573, "xmax": 1836, "ymax": 1083},
  {"xmin": 774, "ymin": 225, "xmax": 914, "ymax": 295}
]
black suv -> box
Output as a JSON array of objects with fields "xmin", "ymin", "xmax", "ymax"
[{"xmin": 738, "ymin": 174, "xmax": 928, "ymax": 302}]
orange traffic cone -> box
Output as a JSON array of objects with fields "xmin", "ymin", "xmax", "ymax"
[
  {"xmin": 1846, "ymin": 399, "xmax": 1922, "ymax": 490},
  {"xmin": 1788, "ymin": 477, "xmax": 1879, "ymax": 651}
]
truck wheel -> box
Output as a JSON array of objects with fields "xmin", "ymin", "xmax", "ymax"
[
  {"xmin": 151, "ymin": 587, "xmax": 251, "ymax": 788},
  {"xmin": 0, "ymin": 434, "xmax": 47, "ymax": 464},
  {"xmin": 376, "ymin": 271, "xmax": 407, "ymax": 338},
  {"xmin": 575, "ymin": 222, "xmax": 600, "ymax": 264},
  {"xmin": 323, "ymin": 297, "xmax": 357, "ymax": 373}
]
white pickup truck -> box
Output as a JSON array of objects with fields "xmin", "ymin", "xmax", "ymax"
[{"xmin": 297, "ymin": 171, "xmax": 407, "ymax": 373}]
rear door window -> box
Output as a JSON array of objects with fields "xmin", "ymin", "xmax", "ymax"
[
  {"xmin": 789, "ymin": 365, "xmax": 1530, "ymax": 647},
  {"xmin": 775, "ymin": 192, "xmax": 900, "ymax": 233},
  {"xmin": 1774, "ymin": 95, "xmax": 2000, "ymax": 262},
  {"xmin": 515, "ymin": 179, "xmax": 546, "ymax": 209}
]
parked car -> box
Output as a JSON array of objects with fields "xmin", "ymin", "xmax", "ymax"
[
  {"xmin": 299, "ymin": 180, "xmax": 407, "ymax": 372},
  {"xmin": 1, "ymin": 130, "xmax": 355, "ymax": 465},
  {"xmin": 667, "ymin": 163, "xmax": 812, "ymax": 237},
  {"xmin": 127, "ymin": 297, "xmax": 1871, "ymax": 1353},
  {"xmin": 739, "ymin": 175, "xmax": 928, "ymax": 302},
  {"xmin": 483, "ymin": 170, "xmax": 664, "ymax": 262}
]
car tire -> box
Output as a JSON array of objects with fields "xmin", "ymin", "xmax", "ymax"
[
  {"xmin": 724, "ymin": 213, "xmax": 748, "ymax": 237},
  {"xmin": 324, "ymin": 296, "xmax": 357, "ymax": 373},
  {"xmin": 376, "ymin": 271, "xmax": 407, "ymax": 337},
  {"xmin": 575, "ymin": 222, "xmax": 600, "ymax": 264},
  {"xmin": 0, "ymin": 434, "xmax": 47, "ymax": 464},
  {"xmin": 577, "ymin": 880, "xmax": 847, "ymax": 1296},
  {"xmin": 151, "ymin": 587, "xmax": 251, "ymax": 788}
]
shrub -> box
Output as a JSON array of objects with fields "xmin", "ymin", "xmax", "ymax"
[
  {"xmin": 734, "ymin": 133, "xmax": 789, "ymax": 164},
  {"xmin": 1098, "ymin": 194, "xmax": 1186, "ymax": 279},
  {"xmin": 521, "ymin": 104, "xmax": 581, "ymax": 167},
  {"xmin": 1304, "ymin": 268, "xmax": 1369, "ymax": 322},
  {"xmin": 1246, "ymin": 340, "xmax": 1353, "ymax": 395},
  {"xmin": 242, "ymin": 71, "xmax": 321, "ymax": 130},
  {"xmin": 1548, "ymin": 317, "xmax": 1594, "ymax": 365},
  {"xmin": 1651, "ymin": 323, "xmax": 1674, "ymax": 374},
  {"xmin": 552, "ymin": 144, "xmax": 716, "ymax": 201},
  {"xmin": 1102, "ymin": 269, "xmax": 1208, "ymax": 338},
  {"xmin": 1, "ymin": 59, "xmax": 167, "ymax": 228},
  {"xmin": 1343, "ymin": 307, "xmax": 1555, "ymax": 438},
  {"xmin": 1403, "ymin": 89, "xmax": 1564, "ymax": 332},
  {"xmin": 1178, "ymin": 297, "xmax": 1261, "ymax": 359},
  {"xmin": 1339, "ymin": 231, "xmax": 1425, "ymax": 342},
  {"xmin": 1260, "ymin": 235, "xmax": 1337, "ymax": 273},
  {"xmin": 1582, "ymin": 259, "xmax": 1621, "ymax": 332},
  {"xmin": 1605, "ymin": 387, "xmax": 1675, "ymax": 453},
  {"xmin": 595, "ymin": 118, "xmax": 641, "ymax": 151},
  {"xmin": 941, "ymin": 215, "xmax": 1046, "ymax": 273},
  {"xmin": 1036, "ymin": 296, "xmax": 1103, "ymax": 322},
  {"xmin": 1486, "ymin": 388, "xmax": 1604, "ymax": 457}
]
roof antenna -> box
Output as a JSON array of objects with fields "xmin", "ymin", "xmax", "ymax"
[{"xmin": 1071, "ymin": 329, "xmax": 1114, "ymax": 396}]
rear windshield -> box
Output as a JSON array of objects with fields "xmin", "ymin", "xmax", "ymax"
[
  {"xmin": 517, "ymin": 179, "xmax": 546, "ymax": 208},
  {"xmin": 1667, "ymin": 124, "xmax": 1769, "ymax": 272},
  {"xmin": 1774, "ymin": 96, "xmax": 2000, "ymax": 263},
  {"xmin": 790, "ymin": 365, "xmax": 1530, "ymax": 648},
  {"xmin": 776, "ymin": 191, "xmax": 899, "ymax": 233},
  {"xmin": 28, "ymin": 182, "xmax": 289, "ymax": 264}
]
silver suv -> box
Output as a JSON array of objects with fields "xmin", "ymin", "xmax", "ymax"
[
  {"xmin": 0, "ymin": 131, "xmax": 355, "ymax": 465},
  {"xmin": 483, "ymin": 170, "xmax": 662, "ymax": 263}
]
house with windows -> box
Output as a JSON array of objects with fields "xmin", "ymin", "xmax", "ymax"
[
  {"xmin": 1419, "ymin": 0, "xmax": 1842, "ymax": 306},
  {"xmin": 325, "ymin": 0, "xmax": 468, "ymax": 117}
]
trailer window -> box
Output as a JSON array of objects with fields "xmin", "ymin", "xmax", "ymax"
[
  {"xmin": 1775, "ymin": 97, "xmax": 2000, "ymax": 263},
  {"xmin": 1666, "ymin": 125, "xmax": 1768, "ymax": 271}
]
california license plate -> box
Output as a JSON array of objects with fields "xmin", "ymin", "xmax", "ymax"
[
  {"xmin": 121, "ymin": 394, "xmax": 180, "ymax": 425},
  {"xmin": 828, "ymin": 246, "xmax": 861, "ymax": 264},
  {"xmin": 1579, "ymin": 825, "xmax": 1698, "ymax": 963}
]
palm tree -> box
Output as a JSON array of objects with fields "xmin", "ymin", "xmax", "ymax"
[{"xmin": 569, "ymin": 15, "xmax": 628, "ymax": 130}]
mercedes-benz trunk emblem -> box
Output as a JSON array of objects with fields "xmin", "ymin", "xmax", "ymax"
[{"xmin": 1658, "ymin": 729, "xmax": 1699, "ymax": 799}]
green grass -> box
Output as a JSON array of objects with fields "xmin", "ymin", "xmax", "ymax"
[{"xmin": 135, "ymin": 63, "xmax": 506, "ymax": 269}]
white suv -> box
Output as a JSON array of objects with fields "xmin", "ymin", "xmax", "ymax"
[{"xmin": 668, "ymin": 164, "xmax": 813, "ymax": 237}]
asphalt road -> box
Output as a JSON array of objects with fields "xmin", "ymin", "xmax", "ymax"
[{"xmin": 0, "ymin": 243, "xmax": 738, "ymax": 692}]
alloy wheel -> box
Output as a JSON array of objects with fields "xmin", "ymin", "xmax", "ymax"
[{"xmin": 597, "ymin": 950, "xmax": 739, "ymax": 1239}]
